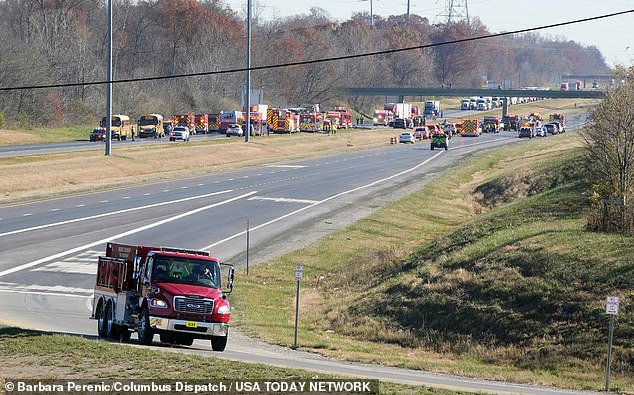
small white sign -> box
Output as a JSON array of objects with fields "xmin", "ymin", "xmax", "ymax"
[
  {"xmin": 606, "ymin": 296, "xmax": 620, "ymax": 315},
  {"xmin": 295, "ymin": 265, "xmax": 304, "ymax": 281}
]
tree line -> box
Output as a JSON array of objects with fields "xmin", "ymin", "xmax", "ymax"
[{"xmin": 0, "ymin": 0, "xmax": 610, "ymax": 127}]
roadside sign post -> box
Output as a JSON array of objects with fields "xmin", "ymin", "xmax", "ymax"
[
  {"xmin": 605, "ymin": 296, "xmax": 620, "ymax": 392},
  {"xmin": 291, "ymin": 265, "xmax": 303, "ymax": 350}
]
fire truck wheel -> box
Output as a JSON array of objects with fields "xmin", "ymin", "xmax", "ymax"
[
  {"xmin": 105, "ymin": 303, "xmax": 116, "ymax": 339},
  {"xmin": 137, "ymin": 307, "xmax": 154, "ymax": 346},
  {"xmin": 211, "ymin": 335, "xmax": 227, "ymax": 352},
  {"xmin": 97, "ymin": 302, "xmax": 107, "ymax": 338}
]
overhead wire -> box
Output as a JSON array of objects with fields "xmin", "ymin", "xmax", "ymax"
[{"xmin": 0, "ymin": 8, "xmax": 632, "ymax": 92}]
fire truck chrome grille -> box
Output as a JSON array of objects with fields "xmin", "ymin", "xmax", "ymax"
[{"xmin": 173, "ymin": 296, "xmax": 214, "ymax": 314}]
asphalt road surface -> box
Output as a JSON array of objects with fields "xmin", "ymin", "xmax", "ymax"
[
  {"xmin": 0, "ymin": 132, "xmax": 228, "ymax": 158},
  {"xmin": 0, "ymin": 129, "xmax": 599, "ymax": 395}
]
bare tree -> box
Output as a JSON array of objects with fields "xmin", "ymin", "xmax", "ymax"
[{"xmin": 582, "ymin": 66, "xmax": 634, "ymax": 234}]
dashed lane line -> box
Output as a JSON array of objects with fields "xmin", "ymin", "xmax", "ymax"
[
  {"xmin": 0, "ymin": 191, "xmax": 256, "ymax": 278},
  {"xmin": 0, "ymin": 189, "xmax": 234, "ymax": 238}
]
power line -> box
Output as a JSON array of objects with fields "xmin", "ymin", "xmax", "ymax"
[{"xmin": 1, "ymin": 9, "xmax": 632, "ymax": 92}]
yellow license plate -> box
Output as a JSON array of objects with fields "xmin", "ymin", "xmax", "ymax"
[{"xmin": 185, "ymin": 321, "xmax": 198, "ymax": 328}]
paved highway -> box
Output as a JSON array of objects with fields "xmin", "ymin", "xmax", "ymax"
[
  {"xmin": 0, "ymin": 132, "xmax": 228, "ymax": 158},
  {"xmin": 0, "ymin": 129, "xmax": 598, "ymax": 395}
]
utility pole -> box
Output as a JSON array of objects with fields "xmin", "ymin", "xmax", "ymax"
[
  {"xmin": 370, "ymin": 0, "xmax": 373, "ymax": 26},
  {"xmin": 406, "ymin": 0, "xmax": 410, "ymax": 20},
  {"xmin": 244, "ymin": 0, "xmax": 251, "ymax": 143},
  {"xmin": 105, "ymin": 0, "xmax": 113, "ymax": 156}
]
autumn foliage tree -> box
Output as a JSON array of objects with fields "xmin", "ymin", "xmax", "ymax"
[
  {"xmin": 582, "ymin": 66, "xmax": 634, "ymax": 235},
  {"xmin": 0, "ymin": 1, "xmax": 612, "ymax": 126}
]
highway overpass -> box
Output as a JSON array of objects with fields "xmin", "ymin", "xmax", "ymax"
[{"xmin": 345, "ymin": 87, "xmax": 604, "ymax": 99}]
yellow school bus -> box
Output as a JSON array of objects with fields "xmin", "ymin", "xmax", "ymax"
[
  {"xmin": 137, "ymin": 114, "xmax": 165, "ymax": 138},
  {"xmin": 100, "ymin": 115, "xmax": 132, "ymax": 141}
]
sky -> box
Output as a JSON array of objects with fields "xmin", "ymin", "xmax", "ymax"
[{"xmin": 223, "ymin": 0, "xmax": 634, "ymax": 68}]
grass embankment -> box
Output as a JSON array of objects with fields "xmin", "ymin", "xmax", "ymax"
[
  {"xmin": 0, "ymin": 327, "xmax": 465, "ymax": 395},
  {"xmin": 232, "ymin": 132, "xmax": 634, "ymax": 392}
]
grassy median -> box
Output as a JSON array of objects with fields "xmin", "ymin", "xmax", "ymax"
[{"xmin": 231, "ymin": 132, "xmax": 634, "ymax": 392}]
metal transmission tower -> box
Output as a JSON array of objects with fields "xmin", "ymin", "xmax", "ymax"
[{"xmin": 436, "ymin": 0, "xmax": 469, "ymax": 24}]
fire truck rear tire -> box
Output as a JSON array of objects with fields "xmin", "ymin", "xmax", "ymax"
[
  {"xmin": 211, "ymin": 335, "xmax": 227, "ymax": 352},
  {"xmin": 105, "ymin": 303, "xmax": 116, "ymax": 339},
  {"xmin": 97, "ymin": 301, "xmax": 107, "ymax": 338},
  {"xmin": 137, "ymin": 307, "xmax": 154, "ymax": 346}
]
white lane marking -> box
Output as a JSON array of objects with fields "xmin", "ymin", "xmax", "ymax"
[
  {"xmin": 198, "ymin": 183, "xmax": 204, "ymax": 186},
  {"xmin": 0, "ymin": 282, "xmax": 93, "ymax": 296},
  {"xmin": 0, "ymin": 191, "xmax": 257, "ymax": 278},
  {"xmin": 100, "ymin": 200, "xmax": 108, "ymax": 203},
  {"xmin": 248, "ymin": 196, "xmax": 320, "ymax": 204},
  {"xmin": 163, "ymin": 189, "xmax": 170, "ymax": 192},
  {"xmin": 0, "ymin": 289, "xmax": 91, "ymax": 299},
  {"xmin": 181, "ymin": 186, "xmax": 188, "ymax": 189},
  {"xmin": 143, "ymin": 193, "xmax": 151, "ymax": 196},
  {"xmin": 32, "ymin": 250, "xmax": 101, "ymax": 274},
  {"xmin": 32, "ymin": 260, "xmax": 96, "ymax": 274},
  {"xmin": 266, "ymin": 165, "xmax": 306, "ymax": 168},
  {"xmin": 50, "ymin": 209, "xmax": 59, "ymax": 212},
  {"xmin": 0, "ymin": 189, "xmax": 234, "ymax": 238},
  {"xmin": 122, "ymin": 196, "xmax": 130, "ymax": 199},
  {"xmin": 23, "ymin": 213, "xmax": 32, "ymax": 217},
  {"xmin": 201, "ymin": 152, "xmax": 444, "ymax": 250},
  {"xmin": 76, "ymin": 204, "xmax": 85, "ymax": 207},
  {"xmin": 256, "ymin": 174, "xmax": 262, "ymax": 176}
]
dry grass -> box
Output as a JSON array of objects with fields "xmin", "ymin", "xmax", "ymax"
[
  {"xmin": 0, "ymin": 130, "xmax": 398, "ymax": 204},
  {"xmin": 232, "ymin": 133, "xmax": 634, "ymax": 391},
  {"xmin": 0, "ymin": 129, "xmax": 47, "ymax": 145}
]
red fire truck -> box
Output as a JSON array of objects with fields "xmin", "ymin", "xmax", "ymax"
[
  {"xmin": 91, "ymin": 242, "xmax": 234, "ymax": 351},
  {"xmin": 373, "ymin": 109, "xmax": 394, "ymax": 126},
  {"xmin": 207, "ymin": 114, "xmax": 221, "ymax": 133},
  {"xmin": 333, "ymin": 106, "xmax": 352, "ymax": 129},
  {"xmin": 173, "ymin": 114, "xmax": 195, "ymax": 134},
  {"xmin": 299, "ymin": 112, "xmax": 324, "ymax": 133},
  {"xmin": 194, "ymin": 114, "xmax": 209, "ymax": 134},
  {"xmin": 267, "ymin": 108, "xmax": 299, "ymax": 133}
]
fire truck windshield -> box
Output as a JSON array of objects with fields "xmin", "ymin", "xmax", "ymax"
[{"xmin": 153, "ymin": 257, "xmax": 220, "ymax": 289}]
